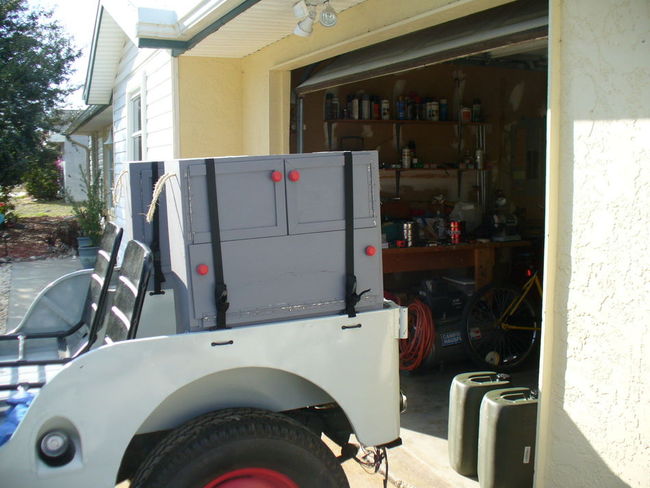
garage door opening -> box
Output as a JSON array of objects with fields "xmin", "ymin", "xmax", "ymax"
[
  {"xmin": 286, "ymin": 1, "xmax": 549, "ymax": 483},
  {"xmin": 290, "ymin": 0, "xmax": 548, "ymax": 372}
]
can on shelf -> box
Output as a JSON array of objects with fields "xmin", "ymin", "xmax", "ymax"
[
  {"xmin": 461, "ymin": 107, "xmax": 472, "ymax": 123},
  {"xmin": 401, "ymin": 147, "xmax": 412, "ymax": 168},
  {"xmin": 450, "ymin": 220, "xmax": 463, "ymax": 244},
  {"xmin": 402, "ymin": 221, "xmax": 415, "ymax": 247},
  {"xmin": 440, "ymin": 99, "xmax": 448, "ymax": 121},
  {"xmin": 431, "ymin": 101, "xmax": 440, "ymax": 121},
  {"xmin": 381, "ymin": 99, "xmax": 390, "ymax": 120}
]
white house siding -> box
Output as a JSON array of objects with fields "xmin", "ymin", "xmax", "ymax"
[
  {"xmin": 62, "ymin": 135, "xmax": 90, "ymax": 202},
  {"xmin": 536, "ymin": 1, "xmax": 650, "ymax": 487},
  {"xmin": 111, "ymin": 41, "xmax": 175, "ymax": 245}
]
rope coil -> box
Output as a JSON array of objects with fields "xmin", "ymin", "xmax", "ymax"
[
  {"xmin": 146, "ymin": 172, "xmax": 177, "ymax": 223},
  {"xmin": 399, "ymin": 298, "xmax": 435, "ymax": 371}
]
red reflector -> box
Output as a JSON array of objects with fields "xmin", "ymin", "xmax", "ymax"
[
  {"xmin": 365, "ymin": 245, "xmax": 377, "ymax": 256},
  {"xmin": 288, "ymin": 170, "xmax": 300, "ymax": 182},
  {"xmin": 526, "ymin": 269, "xmax": 533, "ymax": 277},
  {"xmin": 196, "ymin": 264, "xmax": 209, "ymax": 275},
  {"xmin": 271, "ymin": 170, "xmax": 283, "ymax": 182}
]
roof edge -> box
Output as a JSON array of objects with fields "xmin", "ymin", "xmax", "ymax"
[
  {"xmin": 82, "ymin": 3, "xmax": 104, "ymax": 104},
  {"xmin": 64, "ymin": 105, "xmax": 111, "ymax": 135}
]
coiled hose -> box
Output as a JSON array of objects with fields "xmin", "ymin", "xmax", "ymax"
[{"xmin": 399, "ymin": 298, "xmax": 435, "ymax": 371}]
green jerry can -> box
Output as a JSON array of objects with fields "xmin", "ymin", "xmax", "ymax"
[
  {"xmin": 477, "ymin": 387, "xmax": 538, "ymax": 488},
  {"xmin": 448, "ymin": 371, "xmax": 511, "ymax": 476}
]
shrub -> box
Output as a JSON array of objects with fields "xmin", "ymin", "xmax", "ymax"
[
  {"xmin": 24, "ymin": 161, "xmax": 62, "ymax": 200},
  {"xmin": 70, "ymin": 167, "xmax": 105, "ymax": 246}
]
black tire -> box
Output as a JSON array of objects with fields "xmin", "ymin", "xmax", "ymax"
[
  {"xmin": 131, "ymin": 408, "xmax": 349, "ymax": 488},
  {"xmin": 461, "ymin": 284, "xmax": 539, "ymax": 372}
]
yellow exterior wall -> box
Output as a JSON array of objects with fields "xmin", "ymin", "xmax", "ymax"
[
  {"xmin": 535, "ymin": 0, "xmax": 650, "ymax": 486},
  {"xmin": 177, "ymin": 56, "xmax": 243, "ymax": 158},
  {"xmin": 240, "ymin": 0, "xmax": 514, "ymax": 155}
]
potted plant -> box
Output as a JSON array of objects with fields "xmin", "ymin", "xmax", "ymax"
[{"xmin": 71, "ymin": 167, "xmax": 105, "ymax": 268}]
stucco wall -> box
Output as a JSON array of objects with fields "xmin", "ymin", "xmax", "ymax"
[
  {"xmin": 177, "ymin": 57, "xmax": 243, "ymax": 158},
  {"xmin": 536, "ymin": 1, "xmax": 650, "ymax": 486}
]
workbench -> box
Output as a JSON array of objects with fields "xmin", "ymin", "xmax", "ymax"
[{"xmin": 382, "ymin": 241, "xmax": 531, "ymax": 290}]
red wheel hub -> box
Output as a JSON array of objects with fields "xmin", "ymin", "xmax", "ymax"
[{"xmin": 204, "ymin": 468, "xmax": 298, "ymax": 488}]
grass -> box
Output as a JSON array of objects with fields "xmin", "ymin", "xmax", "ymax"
[{"xmin": 12, "ymin": 192, "xmax": 74, "ymax": 218}]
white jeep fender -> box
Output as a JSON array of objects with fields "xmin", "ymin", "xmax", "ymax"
[{"xmin": 0, "ymin": 304, "xmax": 403, "ymax": 488}]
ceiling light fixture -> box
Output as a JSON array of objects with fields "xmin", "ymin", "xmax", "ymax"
[
  {"xmin": 294, "ymin": 11, "xmax": 315, "ymax": 37},
  {"xmin": 292, "ymin": 0, "xmax": 338, "ymax": 37},
  {"xmin": 292, "ymin": 0, "xmax": 309, "ymax": 19}
]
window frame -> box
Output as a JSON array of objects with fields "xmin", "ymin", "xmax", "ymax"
[{"xmin": 128, "ymin": 91, "xmax": 144, "ymax": 161}]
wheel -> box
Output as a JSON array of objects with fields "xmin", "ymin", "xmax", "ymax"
[
  {"xmin": 131, "ymin": 408, "xmax": 349, "ymax": 488},
  {"xmin": 461, "ymin": 284, "xmax": 539, "ymax": 372}
]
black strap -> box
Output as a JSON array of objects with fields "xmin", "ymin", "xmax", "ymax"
[
  {"xmin": 149, "ymin": 161, "xmax": 165, "ymax": 295},
  {"xmin": 205, "ymin": 159, "xmax": 229, "ymax": 329},
  {"xmin": 344, "ymin": 152, "xmax": 369, "ymax": 317}
]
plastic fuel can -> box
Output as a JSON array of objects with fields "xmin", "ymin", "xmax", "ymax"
[
  {"xmin": 478, "ymin": 387, "xmax": 538, "ymax": 488},
  {"xmin": 448, "ymin": 372, "xmax": 511, "ymax": 476}
]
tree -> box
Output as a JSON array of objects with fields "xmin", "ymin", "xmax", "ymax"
[{"xmin": 0, "ymin": 0, "xmax": 79, "ymax": 187}]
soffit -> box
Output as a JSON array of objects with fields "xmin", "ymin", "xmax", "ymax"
[
  {"xmin": 84, "ymin": 8, "xmax": 126, "ymax": 105},
  {"xmin": 67, "ymin": 105, "xmax": 114, "ymax": 135},
  {"xmin": 184, "ymin": 0, "xmax": 368, "ymax": 58},
  {"xmin": 84, "ymin": 0, "xmax": 366, "ymax": 104}
]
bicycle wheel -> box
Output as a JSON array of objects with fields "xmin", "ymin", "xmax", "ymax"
[{"xmin": 461, "ymin": 284, "xmax": 539, "ymax": 371}]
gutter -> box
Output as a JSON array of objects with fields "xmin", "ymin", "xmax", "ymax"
[
  {"xmin": 64, "ymin": 105, "xmax": 111, "ymax": 136},
  {"xmin": 65, "ymin": 135, "xmax": 90, "ymax": 158},
  {"xmin": 137, "ymin": 0, "xmax": 263, "ymax": 56}
]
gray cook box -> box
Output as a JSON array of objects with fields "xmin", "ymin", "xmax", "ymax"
[
  {"xmin": 160, "ymin": 151, "xmax": 384, "ymax": 330},
  {"xmin": 125, "ymin": 161, "xmax": 171, "ymax": 277}
]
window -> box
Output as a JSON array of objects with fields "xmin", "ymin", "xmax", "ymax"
[
  {"xmin": 130, "ymin": 94, "xmax": 143, "ymax": 160},
  {"xmin": 103, "ymin": 129, "xmax": 114, "ymax": 207}
]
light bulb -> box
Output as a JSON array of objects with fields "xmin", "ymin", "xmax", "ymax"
[{"xmin": 320, "ymin": 1, "xmax": 337, "ymax": 27}]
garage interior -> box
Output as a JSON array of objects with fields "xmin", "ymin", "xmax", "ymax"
[{"xmin": 290, "ymin": 2, "xmax": 548, "ymax": 483}]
